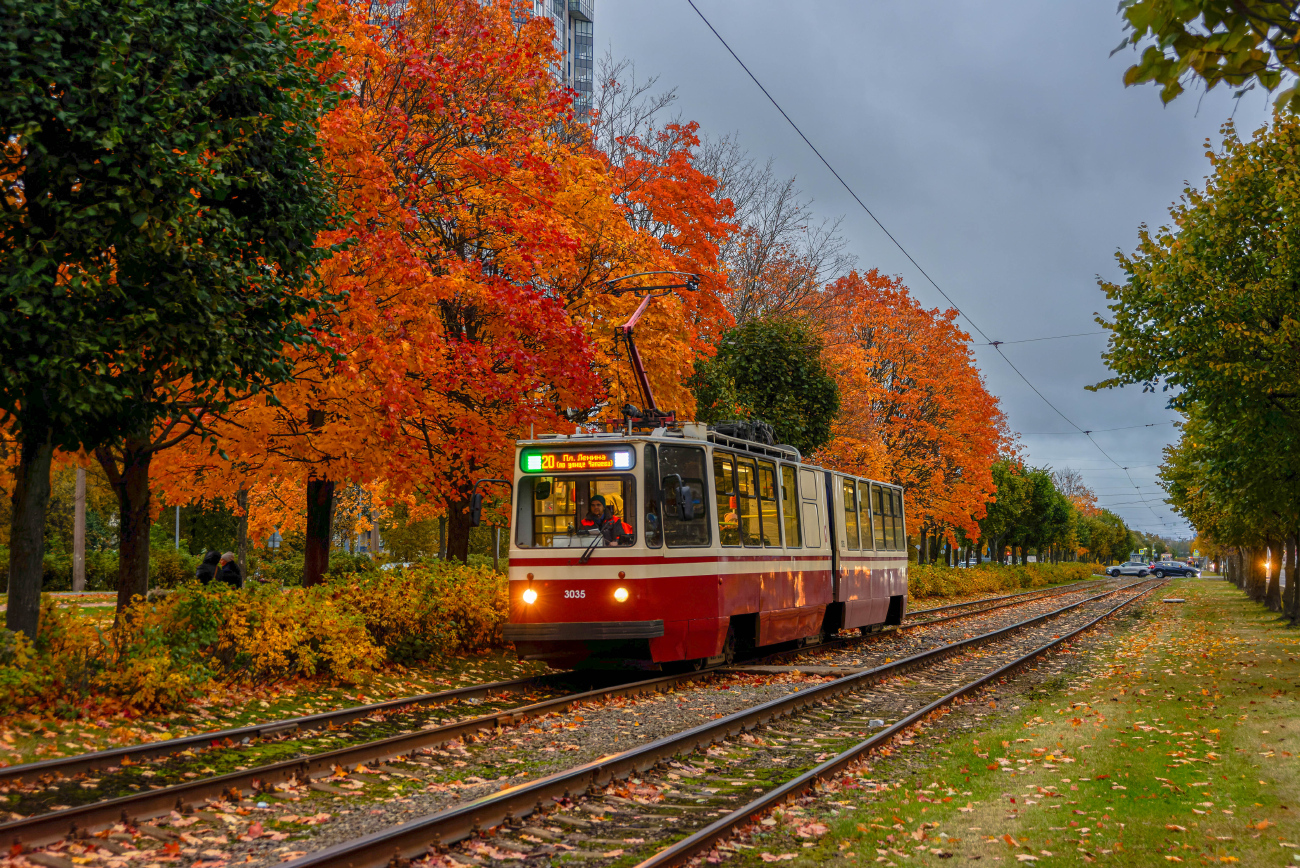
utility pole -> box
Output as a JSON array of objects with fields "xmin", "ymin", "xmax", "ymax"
[
  {"xmin": 175, "ymin": 504, "xmax": 181, "ymax": 550},
  {"xmin": 73, "ymin": 467, "xmax": 86, "ymax": 592}
]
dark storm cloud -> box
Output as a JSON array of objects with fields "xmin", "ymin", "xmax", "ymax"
[{"xmin": 600, "ymin": 0, "xmax": 1272, "ymax": 538}]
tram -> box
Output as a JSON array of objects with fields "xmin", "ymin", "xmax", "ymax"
[
  {"xmin": 494, "ymin": 271, "xmax": 908, "ymax": 670},
  {"xmin": 502, "ymin": 427, "xmax": 909, "ymax": 669}
]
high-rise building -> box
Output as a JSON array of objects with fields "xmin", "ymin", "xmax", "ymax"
[{"xmin": 522, "ymin": 0, "xmax": 594, "ymax": 118}]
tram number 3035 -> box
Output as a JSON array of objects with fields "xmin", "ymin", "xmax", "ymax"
[{"xmin": 564, "ymin": 589, "xmax": 586, "ymax": 599}]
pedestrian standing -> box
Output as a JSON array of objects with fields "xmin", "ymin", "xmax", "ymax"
[
  {"xmin": 218, "ymin": 552, "xmax": 244, "ymax": 589},
  {"xmin": 196, "ymin": 550, "xmax": 221, "ymax": 585}
]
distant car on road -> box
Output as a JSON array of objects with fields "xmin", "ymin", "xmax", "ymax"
[
  {"xmin": 1149, "ymin": 561, "xmax": 1200, "ymax": 578},
  {"xmin": 1107, "ymin": 561, "xmax": 1152, "ymax": 577}
]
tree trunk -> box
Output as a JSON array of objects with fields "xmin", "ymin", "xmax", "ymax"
[
  {"xmin": 5, "ymin": 427, "xmax": 55, "ymax": 640},
  {"xmin": 303, "ymin": 477, "xmax": 335, "ymax": 586},
  {"xmin": 445, "ymin": 493, "xmax": 472, "ymax": 564},
  {"xmin": 235, "ymin": 488, "xmax": 249, "ymax": 577},
  {"xmin": 1266, "ymin": 538, "xmax": 1282, "ymax": 612},
  {"xmin": 73, "ymin": 466, "xmax": 86, "ymax": 592},
  {"xmin": 100, "ymin": 437, "xmax": 154, "ymax": 617},
  {"xmin": 975, "ymin": 539, "xmax": 983, "ymax": 565},
  {"xmin": 1246, "ymin": 546, "xmax": 1265, "ymax": 601},
  {"xmin": 1286, "ymin": 533, "xmax": 1299, "ymax": 624}
]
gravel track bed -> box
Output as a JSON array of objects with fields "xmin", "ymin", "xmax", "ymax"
[{"xmin": 405, "ymin": 581, "xmax": 1159, "ymax": 868}]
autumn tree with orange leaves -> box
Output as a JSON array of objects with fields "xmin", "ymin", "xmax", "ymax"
[
  {"xmin": 812, "ymin": 270, "xmax": 1005, "ymax": 560},
  {"xmin": 152, "ymin": 0, "xmax": 734, "ymax": 578}
]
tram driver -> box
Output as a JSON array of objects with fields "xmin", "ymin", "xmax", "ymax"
[{"xmin": 580, "ymin": 494, "xmax": 634, "ymax": 545}]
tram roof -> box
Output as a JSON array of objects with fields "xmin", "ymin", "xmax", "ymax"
[
  {"xmin": 518, "ymin": 425, "xmax": 802, "ymax": 465},
  {"xmin": 515, "ymin": 429, "xmax": 904, "ymax": 491}
]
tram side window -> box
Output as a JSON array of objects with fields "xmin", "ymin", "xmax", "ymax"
[
  {"xmin": 755, "ymin": 460, "xmax": 781, "ymax": 547},
  {"xmin": 892, "ymin": 489, "xmax": 906, "ymax": 550},
  {"xmin": 714, "ymin": 453, "xmax": 740, "ymax": 546},
  {"xmin": 800, "ymin": 468, "xmax": 821, "ymax": 548},
  {"xmin": 736, "ymin": 457, "xmax": 761, "ymax": 547},
  {"xmin": 660, "ymin": 445, "xmax": 710, "ymax": 547},
  {"xmin": 779, "ymin": 464, "xmax": 801, "ymax": 548},
  {"xmin": 644, "ymin": 446, "xmax": 662, "ymax": 548},
  {"xmin": 859, "ymin": 480, "xmax": 876, "ymax": 551},
  {"xmin": 871, "ymin": 483, "xmax": 888, "ymax": 550},
  {"xmin": 841, "ymin": 477, "xmax": 860, "ymax": 551}
]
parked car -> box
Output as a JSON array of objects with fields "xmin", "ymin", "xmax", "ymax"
[
  {"xmin": 1149, "ymin": 561, "xmax": 1200, "ymax": 578},
  {"xmin": 1107, "ymin": 561, "xmax": 1152, "ymax": 577}
]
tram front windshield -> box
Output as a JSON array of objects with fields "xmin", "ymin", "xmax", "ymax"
[{"xmin": 517, "ymin": 475, "xmax": 636, "ymax": 548}]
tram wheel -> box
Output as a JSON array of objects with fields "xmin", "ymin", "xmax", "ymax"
[{"xmin": 721, "ymin": 627, "xmax": 736, "ymax": 666}]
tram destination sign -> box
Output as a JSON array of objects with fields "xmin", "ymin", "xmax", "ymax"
[{"xmin": 520, "ymin": 447, "xmax": 634, "ymax": 474}]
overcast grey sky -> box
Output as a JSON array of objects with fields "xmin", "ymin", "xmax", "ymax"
[{"xmin": 598, "ymin": 0, "xmax": 1274, "ymax": 540}]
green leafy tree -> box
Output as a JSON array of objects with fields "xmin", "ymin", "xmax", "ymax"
[
  {"xmin": 1, "ymin": 0, "xmax": 342, "ymax": 635},
  {"xmin": 692, "ymin": 317, "xmax": 840, "ymax": 456},
  {"xmin": 1097, "ymin": 110, "xmax": 1300, "ymax": 614},
  {"xmin": 977, "ymin": 459, "xmax": 1031, "ymax": 563},
  {"xmin": 1117, "ymin": 1, "xmax": 1300, "ymax": 110}
]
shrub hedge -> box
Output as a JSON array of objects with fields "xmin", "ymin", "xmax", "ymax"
[
  {"xmin": 0, "ymin": 561, "xmax": 508, "ymax": 715},
  {"xmin": 908, "ymin": 562, "xmax": 1097, "ymax": 600}
]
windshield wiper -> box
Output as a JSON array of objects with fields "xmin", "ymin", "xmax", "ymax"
[{"xmin": 579, "ymin": 531, "xmax": 605, "ymax": 564}]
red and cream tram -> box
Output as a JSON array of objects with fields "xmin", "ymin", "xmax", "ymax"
[{"xmin": 503, "ymin": 424, "xmax": 909, "ymax": 669}]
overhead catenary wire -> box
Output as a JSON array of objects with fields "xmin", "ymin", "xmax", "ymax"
[
  {"xmin": 684, "ymin": 0, "xmax": 1183, "ymax": 532},
  {"xmin": 986, "ymin": 330, "xmax": 1107, "ymax": 345}
]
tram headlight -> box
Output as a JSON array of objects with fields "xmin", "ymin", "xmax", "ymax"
[
  {"xmin": 613, "ymin": 587, "xmax": 629, "ymax": 603},
  {"xmin": 522, "ymin": 588, "xmax": 538, "ymax": 605}
]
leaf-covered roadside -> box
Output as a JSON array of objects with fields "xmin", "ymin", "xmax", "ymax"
[{"xmin": 709, "ymin": 579, "xmax": 1299, "ymax": 866}]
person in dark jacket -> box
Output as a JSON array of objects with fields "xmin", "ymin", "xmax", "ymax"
[
  {"xmin": 196, "ymin": 550, "xmax": 221, "ymax": 585},
  {"xmin": 217, "ymin": 552, "xmax": 243, "ymax": 589},
  {"xmin": 578, "ymin": 495, "xmax": 633, "ymax": 545}
]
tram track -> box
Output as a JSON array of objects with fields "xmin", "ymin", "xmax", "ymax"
[
  {"xmin": 0, "ymin": 577, "xmax": 1103, "ymax": 793},
  {"xmin": 903, "ymin": 576, "xmax": 1107, "ymax": 623},
  {"xmin": 258, "ymin": 578, "xmax": 1160, "ymax": 868},
  {"xmin": 0, "ymin": 577, "xmax": 1135, "ymax": 862}
]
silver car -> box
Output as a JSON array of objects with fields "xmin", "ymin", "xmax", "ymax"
[{"xmin": 1107, "ymin": 561, "xmax": 1150, "ymax": 577}]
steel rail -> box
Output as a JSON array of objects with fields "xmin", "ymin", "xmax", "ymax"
[
  {"xmin": 0, "ymin": 674, "xmax": 554, "ymax": 786},
  {"xmin": 633, "ymin": 579, "xmax": 1166, "ymax": 868},
  {"xmin": 267, "ymin": 579, "xmax": 1155, "ymax": 868}
]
